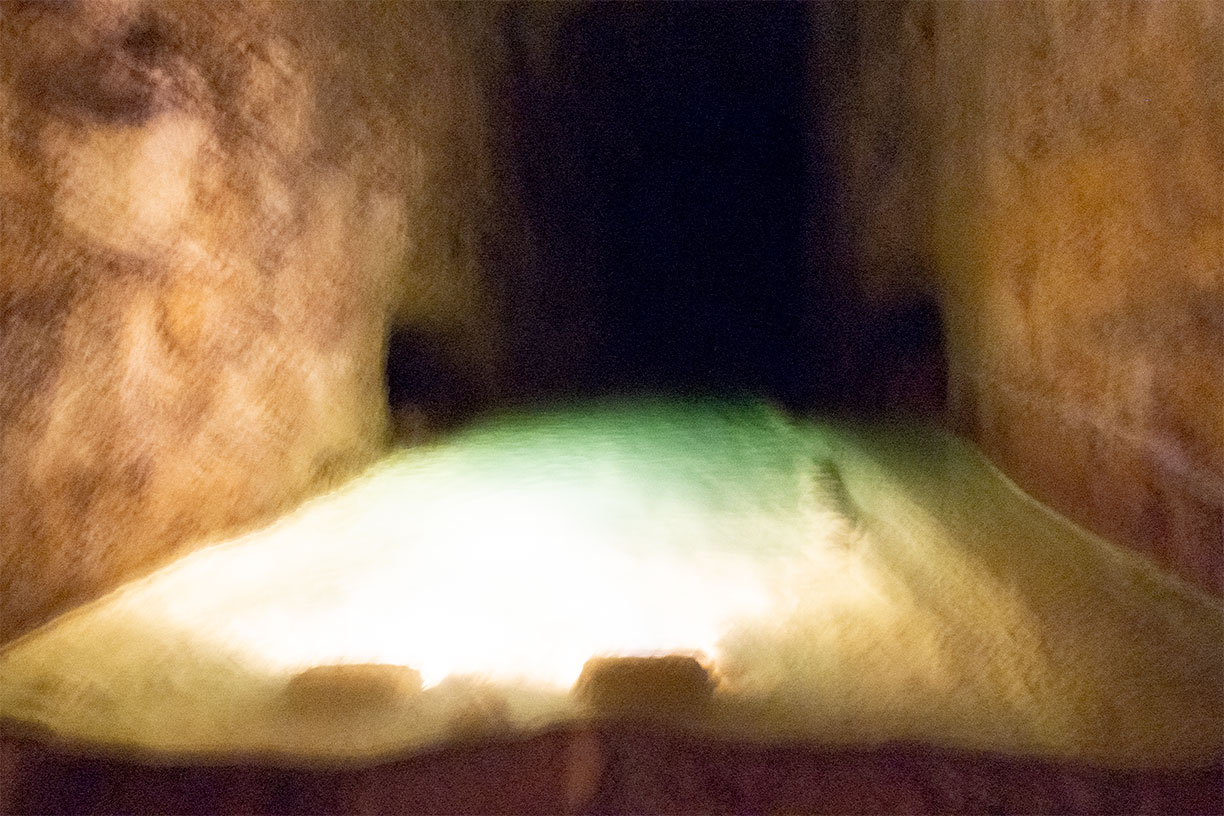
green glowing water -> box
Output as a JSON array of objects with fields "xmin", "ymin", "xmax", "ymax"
[{"xmin": 1, "ymin": 399, "xmax": 1220, "ymax": 767}]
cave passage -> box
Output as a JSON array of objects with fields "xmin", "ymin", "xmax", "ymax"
[{"xmin": 387, "ymin": 5, "xmax": 926, "ymax": 414}]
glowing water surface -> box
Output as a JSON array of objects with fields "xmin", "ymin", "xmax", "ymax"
[
  {"xmin": 145, "ymin": 399, "xmax": 856, "ymax": 689},
  {"xmin": 1, "ymin": 400, "xmax": 1220, "ymax": 765}
]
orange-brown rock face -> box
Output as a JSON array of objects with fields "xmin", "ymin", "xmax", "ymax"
[
  {"xmin": 0, "ymin": 1, "xmax": 507, "ymax": 642},
  {"xmin": 814, "ymin": 2, "xmax": 1222, "ymax": 593}
]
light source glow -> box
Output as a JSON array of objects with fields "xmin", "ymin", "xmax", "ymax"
[{"xmin": 0, "ymin": 400, "xmax": 1219, "ymax": 767}]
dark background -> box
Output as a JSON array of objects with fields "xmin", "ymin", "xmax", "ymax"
[{"xmin": 388, "ymin": 4, "xmax": 945, "ymax": 419}]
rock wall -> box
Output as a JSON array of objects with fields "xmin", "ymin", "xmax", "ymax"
[
  {"xmin": 0, "ymin": 1, "xmax": 516, "ymax": 642},
  {"xmin": 2, "ymin": 0, "xmax": 1217, "ymax": 645},
  {"xmin": 813, "ymin": 1, "xmax": 1222, "ymax": 593}
]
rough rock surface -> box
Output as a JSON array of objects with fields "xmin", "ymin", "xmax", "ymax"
[
  {"xmin": 813, "ymin": 1, "xmax": 1223, "ymax": 593},
  {"xmin": 0, "ymin": 1, "xmax": 513, "ymax": 642}
]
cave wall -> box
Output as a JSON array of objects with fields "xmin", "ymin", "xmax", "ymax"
[
  {"xmin": 813, "ymin": 1, "xmax": 1223, "ymax": 592},
  {"xmin": 3, "ymin": 0, "xmax": 1217, "ymax": 646},
  {"xmin": 0, "ymin": 1, "xmax": 519, "ymax": 642}
]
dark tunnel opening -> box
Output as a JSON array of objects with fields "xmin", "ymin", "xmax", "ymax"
[{"xmin": 384, "ymin": 3, "xmax": 947, "ymax": 420}]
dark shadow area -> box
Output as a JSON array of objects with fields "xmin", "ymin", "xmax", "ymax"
[
  {"xmin": 528, "ymin": 5, "xmax": 811, "ymax": 403},
  {"xmin": 385, "ymin": 327, "xmax": 490, "ymax": 424},
  {"xmin": 4, "ymin": 727, "xmax": 1219, "ymax": 815},
  {"xmin": 386, "ymin": 4, "xmax": 948, "ymax": 418}
]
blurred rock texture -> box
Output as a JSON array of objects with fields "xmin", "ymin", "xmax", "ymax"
[
  {"xmin": 0, "ymin": 2, "xmax": 521, "ymax": 642},
  {"xmin": 3, "ymin": 727, "xmax": 1221, "ymax": 815},
  {"xmin": 813, "ymin": 1, "xmax": 1223, "ymax": 594}
]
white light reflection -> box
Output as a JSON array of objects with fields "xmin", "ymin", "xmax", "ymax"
[
  {"xmin": 147, "ymin": 414, "xmax": 846, "ymax": 692},
  {"xmin": 2, "ymin": 401, "xmax": 1218, "ymax": 766}
]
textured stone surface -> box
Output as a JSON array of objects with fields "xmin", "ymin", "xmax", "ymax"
[
  {"xmin": 0, "ymin": 1, "xmax": 515, "ymax": 642},
  {"xmin": 2, "ymin": 727, "xmax": 1221, "ymax": 816},
  {"xmin": 814, "ymin": 1, "xmax": 1223, "ymax": 592}
]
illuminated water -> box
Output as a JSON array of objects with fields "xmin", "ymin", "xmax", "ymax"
[{"xmin": 1, "ymin": 399, "xmax": 1219, "ymax": 766}]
